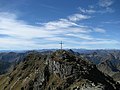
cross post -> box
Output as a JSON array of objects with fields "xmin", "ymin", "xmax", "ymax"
[{"xmin": 60, "ymin": 41, "xmax": 63, "ymax": 50}]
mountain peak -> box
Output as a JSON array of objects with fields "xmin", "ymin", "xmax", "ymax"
[{"xmin": 0, "ymin": 50, "xmax": 120, "ymax": 90}]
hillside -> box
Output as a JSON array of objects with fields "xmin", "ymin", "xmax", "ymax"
[
  {"xmin": 0, "ymin": 51, "xmax": 41, "ymax": 75},
  {"xmin": 0, "ymin": 50, "xmax": 119, "ymax": 90},
  {"xmin": 80, "ymin": 50, "xmax": 120, "ymax": 82}
]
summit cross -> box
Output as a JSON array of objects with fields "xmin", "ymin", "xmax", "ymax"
[{"xmin": 60, "ymin": 41, "xmax": 63, "ymax": 50}]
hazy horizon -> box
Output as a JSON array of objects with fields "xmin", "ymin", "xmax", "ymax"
[{"xmin": 0, "ymin": 48, "xmax": 120, "ymax": 51}]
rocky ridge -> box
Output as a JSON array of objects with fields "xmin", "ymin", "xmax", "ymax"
[{"xmin": 0, "ymin": 50, "xmax": 120, "ymax": 90}]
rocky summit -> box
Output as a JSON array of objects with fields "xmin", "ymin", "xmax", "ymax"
[{"xmin": 0, "ymin": 50, "xmax": 120, "ymax": 90}]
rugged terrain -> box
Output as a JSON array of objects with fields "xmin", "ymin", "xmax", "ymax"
[
  {"xmin": 0, "ymin": 51, "xmax": 41, "ymax": 74},
  {"xmin": 0, "ymin": 50, "xmax": 119, "ymax": 90},
  {"xmin": 0, "ymin": 52, "xmax": 26, "ymax": 74},
  {"xmin": 80, "ymin": 50, "xmax": 120, "ymax": 82}
]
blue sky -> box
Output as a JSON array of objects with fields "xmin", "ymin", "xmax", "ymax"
[{"xmin": 0, "ymin": 0, "xmax": 120, "ymax": 50}]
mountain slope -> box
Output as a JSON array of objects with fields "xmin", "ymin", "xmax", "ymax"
[
  {"xmin": 81, "ymin": 50, "xmax": 120, "ymax": 82},
  {"xmin": 0, "ymin": 50, "xmax": 119, "ymax": 90}
]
